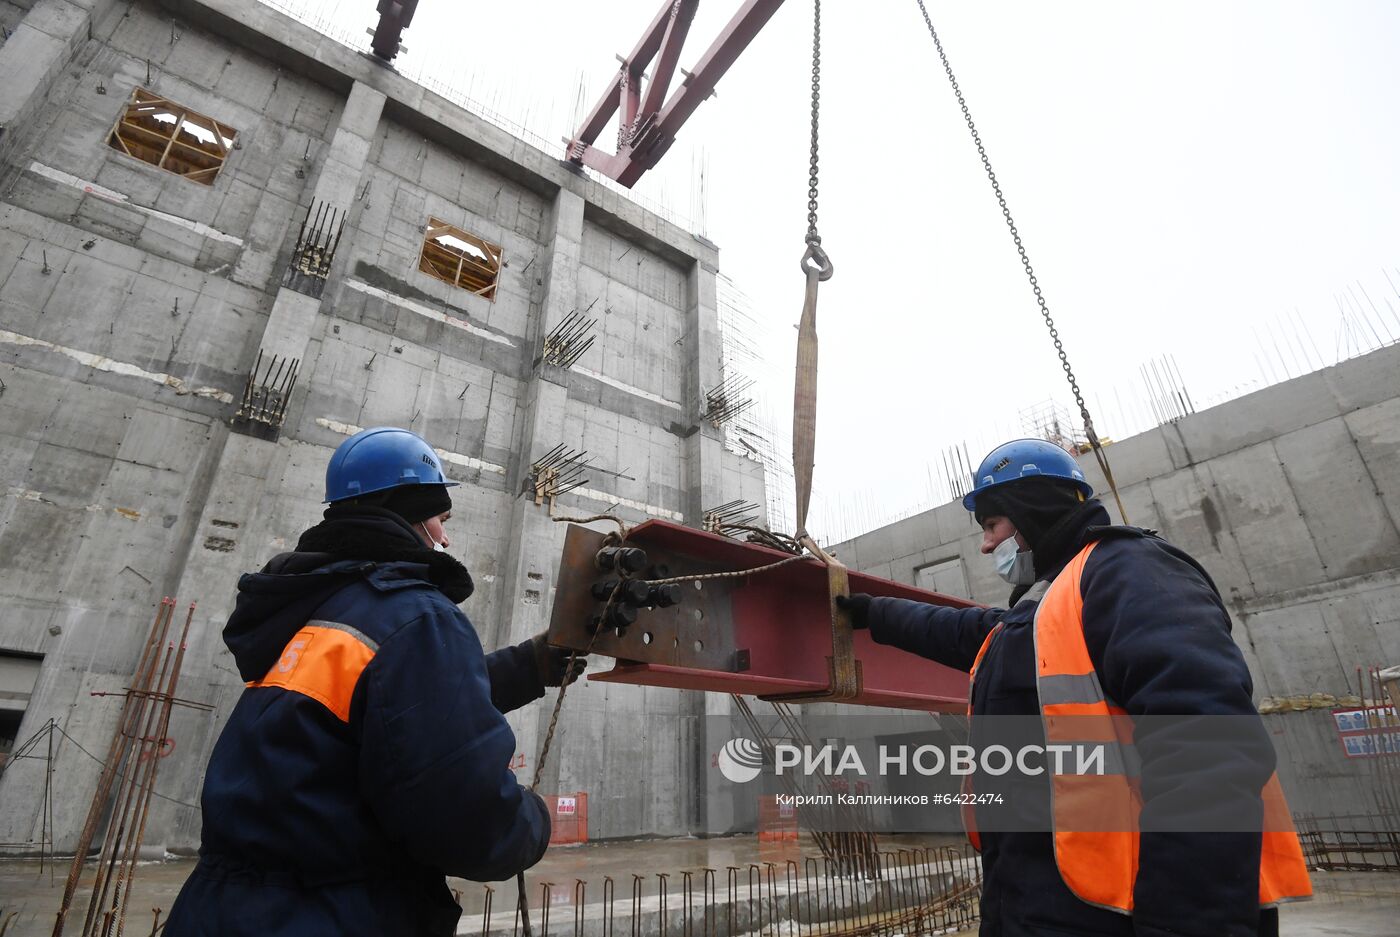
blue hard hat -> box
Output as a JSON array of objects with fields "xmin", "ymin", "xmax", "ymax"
[
  {"xmin": 323, "ymin": 427, "xmax": 459, "ymax": 503},
  {"xmin": 962, "ymin": 438, "xmax": 1093, "ymax": 512}
]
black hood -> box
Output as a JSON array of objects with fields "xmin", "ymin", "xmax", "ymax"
[
  {"xmin": 221, "ymin": 506, "xmax": 475, "ymax": 682},
  {"xmin": 1033, "ymin": 499, "xmax": 1112, "ymax": 579},
  {"xmin": 1005, "ymin": 499, "xmax": 1113, "ymax": 605}
]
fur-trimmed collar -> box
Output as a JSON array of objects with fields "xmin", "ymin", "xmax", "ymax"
[{"xmin": 294, "ymin": 505, "xmax": 475, "ymax": 603}]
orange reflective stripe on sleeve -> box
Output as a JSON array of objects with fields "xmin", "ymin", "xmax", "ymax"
[{"xmin": 246, "ymin": 620, "xmax": 378, "ymax": 722}]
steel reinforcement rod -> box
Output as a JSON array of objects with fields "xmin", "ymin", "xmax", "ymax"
[{"xmin": 53, "ymin": 599, "xmax": 174, "ymax": 937}]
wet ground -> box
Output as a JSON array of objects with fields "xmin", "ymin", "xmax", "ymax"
[{"xmin": 1, "ymin": 836, "xmax": 1396, "ymax": 936}]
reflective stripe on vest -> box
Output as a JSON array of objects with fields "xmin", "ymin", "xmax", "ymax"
[{"xmin": 246, "ymin": 619, "xmax": 378, "ymax": 722}]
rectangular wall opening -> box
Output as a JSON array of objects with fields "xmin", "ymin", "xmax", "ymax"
[
  {"xmin": 0, "ymin": 651, "xmax": 42, "ymax": 760},
  {"xmin": 915, "ymin": 557, "xmax": 968, "ymax": 599},
  {"xmin": 106, "ymin": 88, "xmax": 237, "ymax": 185},
  {"xmin": 418, "ymin": 217, "xmax": 502, "ymax": 300}
]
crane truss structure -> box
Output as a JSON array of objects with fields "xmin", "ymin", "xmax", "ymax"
[{"xmin": 566, "ymin": 0, "xmax": 786, "ymax": 188}]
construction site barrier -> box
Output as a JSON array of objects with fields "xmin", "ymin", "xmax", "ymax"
[
  {"xmin": 544, "ymin": 792, "xmax": 589, "ymax": 845},
  {"xmin": 758, "ymin": 796, "xmax": 800, "ymax": 843}
]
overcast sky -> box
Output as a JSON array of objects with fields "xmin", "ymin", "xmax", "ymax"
[{"xmin": 276, "ymin": 0, "xmax": 1400, "ymax": 542}]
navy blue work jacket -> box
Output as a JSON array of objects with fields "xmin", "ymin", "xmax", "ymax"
[
  {"xmin": 866, "ymin": 506, "xmax": 1279, "ymax": 937},
  {"xmin": 164, "ymin": 538, "xmax": 550, "ymax": 936}
]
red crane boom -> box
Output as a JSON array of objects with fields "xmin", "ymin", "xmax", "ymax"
[{"xmin": 566, "ymin": 0, "xmax": 787, "ymax": 188}]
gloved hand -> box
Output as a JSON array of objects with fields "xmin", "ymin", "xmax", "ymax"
[
  {"xmin": 835, "ymin": 593, "xmax": 873, "ymax": 630},
  {"xmin": 531, "ymin": 633, "xmax": 587, "ymax": 687}
]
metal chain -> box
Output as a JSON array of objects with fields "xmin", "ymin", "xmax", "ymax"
[
  {"xmin": 805, "ymin": 0, "xmax": 823, "ymax": 244},
  {"xmin": 912, "ymin": 0, "xmax": 1129, "ymax": 523},
  {"xmin": 518, "ymin": 574, "xmax": 622, "ymax": 937}
]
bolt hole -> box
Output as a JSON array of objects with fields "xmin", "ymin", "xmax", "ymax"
[
  {"xmin": 614, "ymin": 627, "xmax": 624, "ymax": 638},
  {"xmin": 694, "ymin": 581, "xmax": 703, "ymax": 591},
  {"xmin": 693, "ymin": 609, "xmax": 704, "ymax": 621},
  {"xmin": 642, "ymin": 632, "xmax": 653, "ymax": 645},
  {"xmin": 694, "ymin": 640, "xmax": 704, "ymax": 652}
]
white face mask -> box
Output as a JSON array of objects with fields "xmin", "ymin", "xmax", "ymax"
[
  {"xmin": 420, "ymin": 522, "xmax": 446, "ymax": 553},
  {"xmin": 992, "ymin": 535, "xmax": 1035, "ymax": 585}
]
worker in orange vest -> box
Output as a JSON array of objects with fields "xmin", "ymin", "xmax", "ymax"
[{"xmin": 839, "ymin": 438, "xmax": 1311, "ymax": 937}]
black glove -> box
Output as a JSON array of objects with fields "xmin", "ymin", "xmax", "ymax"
[
  {"xmin": 835, "ymin": 593, "xmax": 873, "ymax": 630},
  {"xmin": 531, "ymin": 634, "xmax": 587, "ymax": 688}
]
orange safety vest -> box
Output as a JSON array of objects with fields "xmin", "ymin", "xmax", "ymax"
[{"xmin": 962, "ymin": 540, "xmax": 1312, "ymax": 913}]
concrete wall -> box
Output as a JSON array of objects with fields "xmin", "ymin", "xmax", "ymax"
[
  {"xmin": 830, "ymin": 341, "xmax": 1400, "ymax": 819},
  {"xmin": 0, "ymin": 0, "xmax": 763, "ymax": 852}
]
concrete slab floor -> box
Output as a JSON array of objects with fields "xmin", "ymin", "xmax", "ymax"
[{"xmin": 0, "ymin": 841, "xmax": 1395, "ymax": 936}]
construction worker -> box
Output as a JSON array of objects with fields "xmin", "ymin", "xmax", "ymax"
[
  {"xmin": 838, "ymin": 438, "xmax": 1311, "ymax": 937},
  {"xmin": 165, "ymin": 427, "xmax": 582, "ymax": 936}
]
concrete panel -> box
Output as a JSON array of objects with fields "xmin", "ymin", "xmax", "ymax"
[
  {"xmin": 373, "ymin": 121, "xmax": 424, "ymax": 186},
  {"xmin": 115, "ymin": 406, "xmax": 212, "ymax": 472},
  {"xmin": 1345, "ymin": 396, "xmax": 1400, "ymax": 541},
  {"xmin": 883, "ymin": 511, "xmax": 942, "ymax": 564},
  {"xmin": 932, "ymin": 500, "xmax": 976, "ymax": 546},
  {"xmin": 357, "ymin": 353, "xmax": 421, "ymax": 427},
  {"xmin": 213, "ymin": 50, "xmax": 280, "ymax": 112},
  {"xmin": 1318, "ymin": 588, "xmax": 1399, "ymax": 676},
  {"xmin": 0, "ymin": 254, "xmax": 62, "ymax": 325},
  {"xmin": 1114, "ymin": 479, "xmax": 1163, "ymax": 533},
  {"xmin": 1147, "ymin": 466, "xmax": 1257, "ymax": 603},
  {"xmin": 314, "ymin": 144, "xmax": 370, "ymax": 207},
  {"xmin": 1203, "ymin": 442, "xmax": 1327, "ymax": 595},
  {"xmin": 0, "ymin": 25, "xmax": 66, "ymax": 126},
  {"xmin": 1240, "ymin": 602, "xmax": 1337, "ymax": 697},
  {"xmin": 1277, "ymin": 417, "xmax": 1400, "ymax": 579},
  {"xmin": 257, "ymin": 287, "xmax": 321, "ymax": 363},
  {"xmin": 1076, "ymin": 425, "xmax": 1175, "ymax": 493},
  {"xmin": 1321, "ymin": 340, "xmax": 1400, "ymax": 413},
  {"xmin": 156, "ymin": 26, "xmax": 226, "ymax": 88},
  {"xmin": 338, "ymin": 81, "xmax": 386, "ymax": 141},
  {"xmin": 1173, "ymin": 372, "xmax": 1340, "ymax": 465},
  {"xmin": 38, "ymin": 251, "xmax": 139, "ymax": 343}
]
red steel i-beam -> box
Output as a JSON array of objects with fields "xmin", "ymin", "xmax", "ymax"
[
  {"xmin": 567, "ymin": 0, "xmax": 787, "ymax": 188},
  {"xmin": 546, "ymin": 521, "xmax": 975, "ymax": 712}
]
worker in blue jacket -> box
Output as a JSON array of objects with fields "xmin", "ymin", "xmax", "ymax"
[
  {"xmin": 837, "ymin": 438, "xmax": 1309, "ymax": 937},
  {"xmin": 165, "ymin": 427, "xmax": 583, "ymax": 936}
]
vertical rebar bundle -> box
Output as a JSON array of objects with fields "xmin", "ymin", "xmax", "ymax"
[
  {"xmin": 702, "ymin": 501, "xmax": 761, "ymax": 533},
  {"xmin": 704, "ymin": 374, "xmax": 756, "ymax": 428},
  {"xmin": 480, "ymin": 844, "xmax": 979, "ymax": 937},
  {"xmin": 235, "ymin": 349, "xmax": 301, "ymax": 429},
  {"xmin": 1138, "ymin": 355, "xmax": 1195, "ymax": 426},
  {"xmin": 542, "ymin": 311, "xmax": 598, "ymax": 370},
  {"xmin": 731, "ymin": 697, "xmax": 883, "ymax": 879},
  {"xmin": 531, "ymin": 445, "xmax": 593, "ymax": 504},
  {"xmin": 53, "ymin": 599, "xmax": 205, "ymax": 937},
  {"xmin": 282, "ymin": 199, "xmax": 347, "ymax": 298}
]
